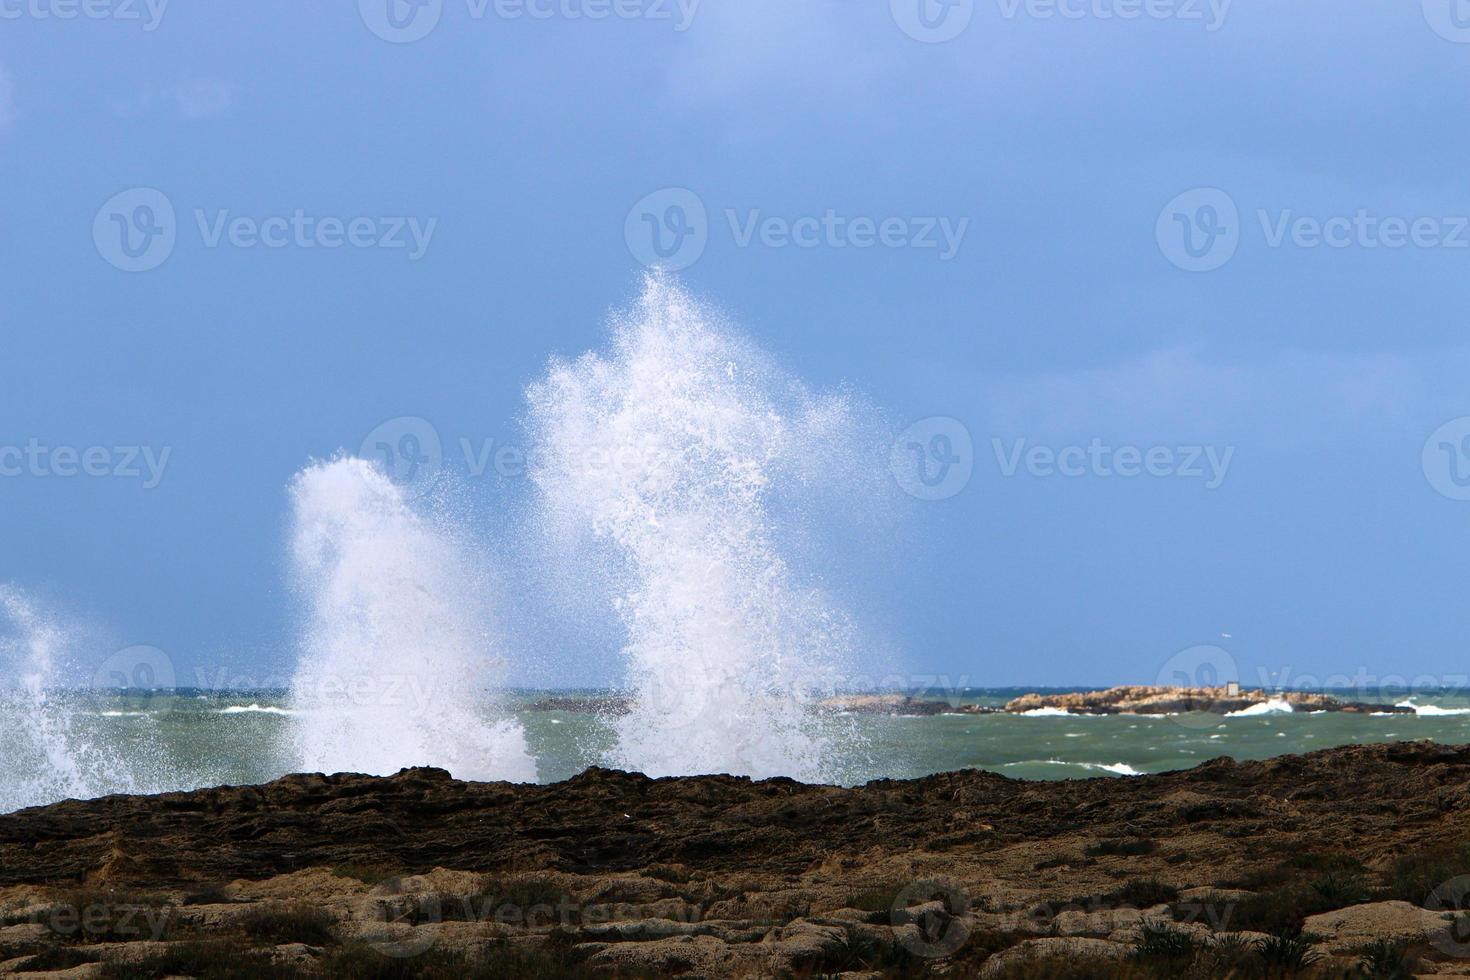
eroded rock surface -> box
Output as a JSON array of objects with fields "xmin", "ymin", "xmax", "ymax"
[{"xmin": 0, "ymin": 741, "xmax": 1467, "ymax": 977}]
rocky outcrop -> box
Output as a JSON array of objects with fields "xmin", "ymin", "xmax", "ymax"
[
  {"xmin": 2, "ymin": 742, "xmax": 1469, "ymax": 976},
  {"xmin": 816, "ymin": 695, "xmax": 996, "ymax": 716},
  {"xmin": 979, "ymin": 937, "xmax": 1128, "ymax": 977},
  {"xmin": 1003, "ymin": 685, "xmax": 1412, "ymax": 716},
  {"xmin": 528, "ymin": 693, "xmax": 997, "ymax": 717},
  {"xmin": 1302, "ymin": 901, "xmax": 1462, "ymax": 955}
]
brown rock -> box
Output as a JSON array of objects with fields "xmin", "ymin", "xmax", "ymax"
[
  {"xmin": 1301, "ymin": 900, "xmax": 1460, "ymax": 954},
  {"xmin": 1003, "ymin": 685, "xmax": 1411, "ymax": 716},
  {"xmin": 980, "ymin": 937, "xmax": 1127, "ymax": 976}
]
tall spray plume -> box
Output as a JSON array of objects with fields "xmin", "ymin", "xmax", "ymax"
[
  {"xmin": 526, "ymin": 277, "xmax": 868, "ymax": 782},
  {"xmin": 287, "ymin": 457, "xmax": 537, "ymax": 782}
]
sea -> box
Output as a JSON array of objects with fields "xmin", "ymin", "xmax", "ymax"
[{"xmin": 3, "ymin": 685, "xmax": 1467, "ymax": 815}]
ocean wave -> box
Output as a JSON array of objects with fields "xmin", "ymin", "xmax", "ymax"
[
  {"xmin": 1395, "ymin": 700, "xmax": 1470, "ymax": 717},
  {"xmin": 217, "ymin": 704, "xmax": 296, "ymax": 716},
  {"xmin": 1225, "ymin": 698, "xmax": 1295, "ymax": 717},
  {"xmin": 1004, "ymin": 759, "xmax": 1143, "ymax": 776},
  {"xmin": 1019, "ymin": 707, "xmax": 1076, "ymax": 717}
]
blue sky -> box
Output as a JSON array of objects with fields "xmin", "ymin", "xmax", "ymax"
[{"xmin": 4, "ymin": 0, "xmax": 1470, "ymax": 690}]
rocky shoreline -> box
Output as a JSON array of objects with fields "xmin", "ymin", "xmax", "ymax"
[
  {"xmin": 1000, "ymin": 685, "xmax": 1413, "ymax": 717},
  {"xmin": 528, "ymin": 686, "xmax": 1410, "ymax": 719},
  {"xmin": 2, "ymin": 742, "xmax": 1469, "ymax": 977}
]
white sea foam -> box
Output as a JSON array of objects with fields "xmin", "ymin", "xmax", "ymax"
[
  {"xmin": 218, "ymin": 704, "xmax": 296, "ymax": 716},
  {"xmin": 1225, "ymin": 697, "xmax": 1295, "ymax": 717},
  {"xmin": 526, "ymin": 276, "xmax": 867, "ymax": 782},
  {"xmin": 287, "ymin": 458, "xmax": 537, "ymax": 783},
  {"xmin": 1005, "ymin": 760, "xmax": 1143, "ymax": 776},
  {"xmin": 1395, "ymin": 699, "xmax": 1470, "ymax": 717},
  {"xmin": 1019, "ymin": 707, "xmax": 1076, "ymax": 717}
]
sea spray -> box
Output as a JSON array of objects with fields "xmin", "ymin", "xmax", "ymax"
[
  {"xmin": 526, "ymin": 277, "xmax": 867, "ymax": 782},
  {"xmin": 0, "ymin": 586, "xmax": 156, "ymax": 810},
  {"xmin": 0, "ymin": 585, "xmax": 90, "ymax": 810},
  {"xmin": 287, "ymin": 457, "xmax": 537, "ymax": 782}
]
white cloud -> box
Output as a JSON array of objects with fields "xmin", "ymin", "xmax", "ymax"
[
  {"xmin": 961, "ymin": 346, "xmax": 1468, "ymax": 446},
  {"xmin": 169, "ymin": 77, "xmax": 239, "ymax": 120},
  {"xmin": 663, "ymin": 0, "xmax": 889, "ymax": 114},
  {"xmin": 112, "ymin": 78, "xmax": 240, "ymax": 121}
]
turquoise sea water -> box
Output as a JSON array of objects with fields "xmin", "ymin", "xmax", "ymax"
[{"xmin": 5, "ymin": 687, "xmax": 1467, "ymax": 815}]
